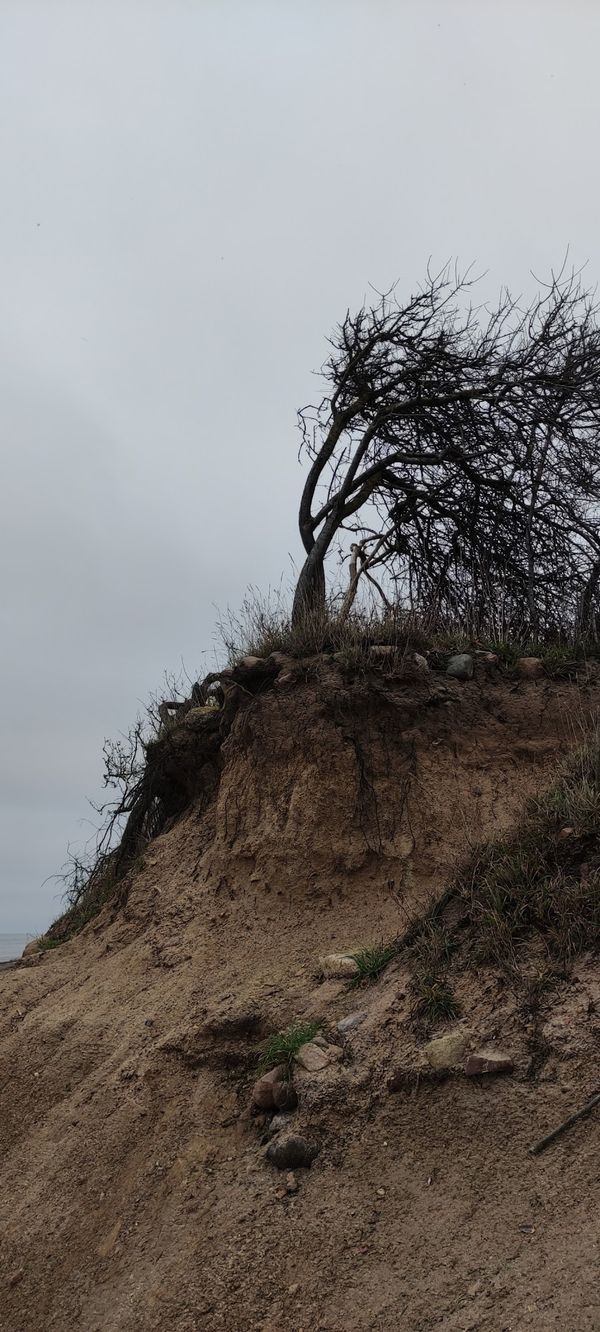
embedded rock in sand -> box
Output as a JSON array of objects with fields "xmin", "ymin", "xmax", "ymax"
[
  {"xmin": 251, "ymin": 1065, "xmax": 286, "ymax": 1110},
  {"xmin": 319, "ymin": 953, "xmax": 360, "ymax": 980},
  {"xmin": 337, "ymin": 1011, "xmax": 368, "ymax": 1036},
  {"xmin": 464, "ymin": 1051, "xmax": 514, "ymax": 1076},
  {"xmin": 446, "ymin": 654, "xmax": 474, "ymax": 681},
  {"xmin": 424, "ymin": 1030, "xmax": 471, "ymax": 1069},
  {"xmin": 295, "ymin": 1041, "xmax": 342, "ymax": 1072},
  {"xmin": 266, "ymin": 1134, "xmax": 319, "ymax": 1170},
  {"xmin": 517, "ymin": 656, "xmax": 544, "ymax": 679}
]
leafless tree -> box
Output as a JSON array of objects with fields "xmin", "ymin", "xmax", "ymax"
[{"xmin": 292, "ymin": 263, "xmax": 600, "ymax": 635}]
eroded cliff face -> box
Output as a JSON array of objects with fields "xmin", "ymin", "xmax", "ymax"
[{"xmin": 2, "ymin": 667, "xmax": 600, "ymax": 1332}]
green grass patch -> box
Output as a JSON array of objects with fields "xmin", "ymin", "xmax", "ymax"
[
  {"xmin": 348, "ymin": 941, "xmax": 398, "ymax": 986},
  {"xmin": 256, "ymin": 1021, "xmax": 321, "ymax": 1075}
]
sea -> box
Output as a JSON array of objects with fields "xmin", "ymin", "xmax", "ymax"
[{"xmin": 0, "ymin": 934, "xmax": 30, "ymax": 963}]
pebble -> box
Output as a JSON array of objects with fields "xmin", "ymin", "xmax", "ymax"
[
  {"xmin": 251, "ymin": 1065, "xmax": 286, "ymax": 1110},
  {"xmin": 337, "ymin": 1011, "xmax": 368, "ymax": 1035},
  {"xmin": 266, "ymin": 1134, "xmax": 319, "ymax": 1170},
  {"xmin": 286, "ymin": 1172, "xmax": 299, "ymax": 1194},
  {"xmin": 464, "ymin": 1050, "xmax": 514, "ymax": 1076},
  {"xmin": 319, "ymin": 953, "xmax": 360, "ymax": 980}
]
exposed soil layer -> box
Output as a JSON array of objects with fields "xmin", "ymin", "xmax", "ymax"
[{"xmin": 3, "ymin": 666, "xmax": 600, "ymax": 1331}]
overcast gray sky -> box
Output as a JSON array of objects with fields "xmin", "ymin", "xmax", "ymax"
[{"xmin": 1, "ymin": 0, "xmax": 599, "ymax": 931}]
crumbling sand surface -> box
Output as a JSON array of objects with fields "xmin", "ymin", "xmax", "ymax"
[{"xmin": 2, "ymin": 668, "xmax": 600, "ymax": 1331}]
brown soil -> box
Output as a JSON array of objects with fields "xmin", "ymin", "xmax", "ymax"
[{"xmin": 2, "ymin": 663, "xmax": 600, "ymax": 1331}]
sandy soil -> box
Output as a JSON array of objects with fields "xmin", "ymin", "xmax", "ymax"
[{"xmin": 2, "ymin": 665, "xmax": 600, "ymax": 1331}]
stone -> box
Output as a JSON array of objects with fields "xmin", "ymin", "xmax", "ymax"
[
  {"xmin": 238, "ymin": 655, "xmax": 264, "ymax": 669},
  {"xmin": 319, "ymin": 953, "xmax": 360, "ymax": 980},
  {"xmin": 268, "ymin": 652, "xmax": 292, "ymax": 667},
  {"xmin": 251, "ymin": 1064, "xmax": 286, "ymax": 1110},
  {"xmin": 464, "ymin": 1050, "xmax": 514, "ymax": 1076},
  {"xmin": 424, "ymin": 1030, "xmax": 471, "ymax": 1069},
  {"xmin": 517, "ymin": 656, "xmax": 544, "ymax": 679},
  {"xmin": 274, "ymin": 670, "xmax": 297, "ymax": 688},
  {"xmin": 369, "ymin": 644, "xmax": 395, "ymax": 658},
  {"xmin": 266, "ymin": 1133, "xmax": 319, "ymax": 1170},
  {"xmin": 295, "ymin": 1041, "xmax": 330, "ymax": 1072},
  {"xmin": 475, "ymin": 650, "xmax": 499, "ymax": 667},
  {"xmin": 413, "ymin": 652, "xmax": 430, "ymax": 673},
  {"xmin": 557, "ymin": 825, "xmax": 575, "ymax": 842},
  {"xmin": 446, "ymin": 653, "xmax": 474, "ymax": 681},
  {"xmin": 285, "ymin": 1172, "xmax": 299, "ymax": 1194},
  {"xmin": 337, "ymin": 1010, "xmax": 368, "ymax": 1036}
]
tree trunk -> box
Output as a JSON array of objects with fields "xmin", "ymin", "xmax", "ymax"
[
  {"xmin": 579, "ymin": 556, "xmax": 600, "ymax": 638},
  {"xmin": 291, "ymin": 547, "xmax": 327, "ymax": 626}
]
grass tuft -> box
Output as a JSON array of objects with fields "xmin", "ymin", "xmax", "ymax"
[
  {"xmin": 349, "ymin": 941, "xmax": 398, "ymax": 986},
  {"xmin": 256, "ymin": 1021, "xmax": 321, "ymax": 1075},
  {"xmin": 412, "ymin": 973, "xmax": 459, "ymax": 1023}
]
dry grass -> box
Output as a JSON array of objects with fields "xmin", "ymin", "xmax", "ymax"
[
  {"xmin": 218, "ymin": 589, "xmax": 600, "ymax": 676},
  {"xmin": 408, "ymin": 733, "xmax": 600, "ymax": 1020}
]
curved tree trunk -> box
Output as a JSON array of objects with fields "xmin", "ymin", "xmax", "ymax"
[{"xmin": 291, "ymin": 547, "xmax": 327, "ymax": 626}]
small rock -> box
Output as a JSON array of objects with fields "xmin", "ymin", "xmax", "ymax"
[
  {"xmin": 446, "ymin": 653, "xmax": 474, "ymax": 681},
  {"xmin": 337, "ymin": 1011, "xmax": 368, "ymax": 1036},
  {"xmin": 376, "ymin": 1187, "xmax": 386, "ymax": 1197},
  {"xmin": 238, "ymin": 655, "xmax": 264, "ymax": 668},
  {"xmin": 369, "ymin": 644, "xmax": 395, "ymax": 658},
  {"xmin": 517, "ymin": 656, "xmax": 544, "ymax": 679},
  {"xmin": 295, "ymin": 1042, "xmax": 330, "ymax": 1072},
  {"xmin": 268, "ymin": 652, "xmax": 291, "ymax": 667},
  {"xmin": 266, "ymin": 1134, "xmax": 319, "ymax": 1170},
  {"xmin": 475, "ymin": 650, "xmax": 499, "ymax": 667},
  {"xmin": 413, "ymin": 652, "xmax": 430, "ymax": 673},
  {"xmin": 274, "ymin": 670, "xmax": 297, "ymax": 688},
  {"xmin": 286, "ymin": 1172, "xmax": 299, "ymax": 1195},
  {"xmin": 464, "ymin": 1051, "xmax": 514, "ymax": 1076},
  {"xmin": 557, "ymin": 825, "xmax": 575, "ymax": 842},
  {"xmin": 319, "ymin": 953, "xmax": 360, "ymax": 980},
  {"xmin": 288, "ymin": 1281, "xmax": 300, "ymax": 1295},
  {"xmin": 251, "ymin": 1064, "xmax": 286, "ymax": 1110},
  {"xmin": 424, "ymin": 1030, "xmax": 471, "ymax": 1069}
]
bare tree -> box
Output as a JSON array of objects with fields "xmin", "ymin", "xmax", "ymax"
[{"xmin": 292, "ymin": 263, "xmax": 600, "ymax": 634}]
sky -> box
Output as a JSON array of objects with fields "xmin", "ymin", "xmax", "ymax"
[{"xmin": 1, "ymin": 0, "xmax": 600, "ymax": 931}]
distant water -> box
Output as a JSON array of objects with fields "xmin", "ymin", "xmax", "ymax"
[{"xmin": 0, "ymin": 934, "xmax": 29, "ymax": 962}]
